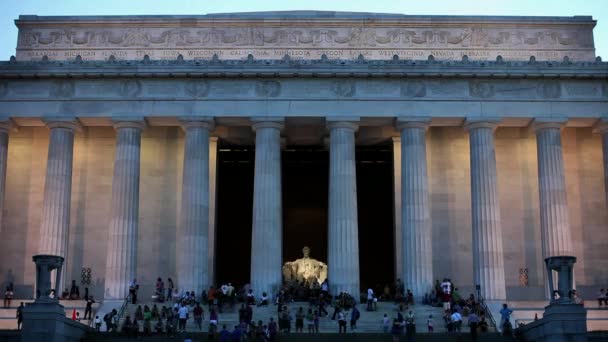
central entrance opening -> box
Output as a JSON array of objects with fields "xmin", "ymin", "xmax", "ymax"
[{"xmin": 215, "ymin": 142, "xmax": 394, "ymax": 294}]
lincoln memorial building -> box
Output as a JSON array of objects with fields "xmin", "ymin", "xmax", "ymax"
[{"xmin": 0, "ymin": 12, "xmax": 606, "ymax": 303}]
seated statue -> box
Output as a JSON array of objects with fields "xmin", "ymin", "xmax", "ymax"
[{"xmin": 282, "ymin": 246, "xmax": 327, "ymax": 287}]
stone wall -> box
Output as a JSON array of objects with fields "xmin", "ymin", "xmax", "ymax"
[{"xmin": 0, "ymin": 126, "xmax": 605, "ymax": 300}]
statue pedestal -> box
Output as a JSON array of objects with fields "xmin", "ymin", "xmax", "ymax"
[
  {"xmin": 21, "ymin": 300, "xmax": 92, "ymax": 342},
  {"xmin": 517, "ymin": 303, "xmax": 587, "ymax": 342}
]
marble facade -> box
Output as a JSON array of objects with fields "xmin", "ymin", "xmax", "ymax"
[{"xmin": 0, "ymin": 12, "xmax": 606, "ymax": 302}]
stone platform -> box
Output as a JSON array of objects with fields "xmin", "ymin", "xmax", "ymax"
[{"xmin": 0, "ymin": 300, "xmax": 98, "ymax": 330}]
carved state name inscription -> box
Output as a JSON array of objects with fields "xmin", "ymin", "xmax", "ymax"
[{"xmin": 15, "ymin": 24, "xmax": 596, "ymax": 62}]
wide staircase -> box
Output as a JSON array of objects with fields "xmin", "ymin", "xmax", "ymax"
[
  {"xmin": 0, "ymin": 299, "xmax": 99, "ymax": 329},
  {"xmin": 117, "ymin": 300, "xmax": 495, "ymax": 334},
  {"xmin": 509, "ymin": 300, "xmax": 608, "ymax": 332}
]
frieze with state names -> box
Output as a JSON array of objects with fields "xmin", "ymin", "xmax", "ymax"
[{"xmin": 13, "ymin": 13, "xmax": 597, "ymax": 62}]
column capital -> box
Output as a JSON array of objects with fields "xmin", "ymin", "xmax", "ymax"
[
  {"xmin": 464, "ymin": 117, "xmax": 502, "ymax": 132},
  {"xmin": 251, "ymin": 117, "xmax": 284, "ymax": 132},
  {"xmin": 391, "ymin": 136, "xmax": 401, "ymax": 143},
  {"xmin": 327, "ymin": 121, "xmax": 359, "ymax": 131},
  {"xmin": 396, "ymin": 117, "xmax": 431, "ymax": 131},
  {"xmin": 42, "ymin": 117, "xmax": 82, "ymax": 132},
  {"xmin": 112, "ymin": 117, "xmax": 147, "ymax": 131},
  {"xmin": 592, "ymin": 118, "xmax": 608, "ymax": 134},
  {"xmin": 179, "ymin": 117, "xmax": 215, "ymax": 131},
  {"xmin": 532, "ymin": 118, "xmax": 568, "ymax": 132}
]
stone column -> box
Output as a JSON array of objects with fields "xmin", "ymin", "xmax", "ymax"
[
  {"xmin": 465, "ymin": 118, "xmax": 507, "ymax": 300},
  {"xmin": 392, "ymin": 137, "xmax": 403, "ymax": 281},
  {"xmin": 208, "ymin": 137, "xmax": 219, "ymax": 286},
  {"xmin": 177, "ymin": 117, "xmax": 214, "ymax": 294},
  {"xmin": 534, "ymin": 119, "xmax": 573, "ymax": 259},
  {"xmin": 397, "ymin": 118, "xmax": 433, "ymax": 299},
  {"xmin": 38, "ymin": 118, "xmax": 79, "ymax": 259},
  {"xmin": 250, "ymin": 119, "xmax": 284, "ymax": 298},
  {"xmin": 327, "ymin": 120, "xmax": 360, "ymax": 297},
  {"xmin": 0, "ymin": 119, "xmax": 10, "ymax": 233},
  {"xmin": 594, "ymin": 119, "xmax": 608, "ymax": 208},
  {"xmin": 104, "ymin": 119, "xmax": 145, "ymax": 300}
]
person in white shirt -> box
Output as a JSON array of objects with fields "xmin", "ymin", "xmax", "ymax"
[
  {"xmin": 441, "ymin": 279, "xmax": 452, "ymax": 311},
  {"xmin": 366, "ymin": 288, "xmax": 374, "ymax": 311},
  {"xmin": 178, "ymin": 305, "xmax": 189, "ymax": 331},
  {"xmin": 382, "ymin": 313, "xmax": 390, "ymax": 333},
  {"xmin": 450, "ymin": 311, "xmax": 462, "ymax": 335},
  {"xmin": 94, "ymin": 315, "xmax": 102, "ymax": 331}
]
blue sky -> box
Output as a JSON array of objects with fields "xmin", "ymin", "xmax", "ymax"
[{"xmin": 1, "ymin": 0, "xmax": 606, "ymax": 60}]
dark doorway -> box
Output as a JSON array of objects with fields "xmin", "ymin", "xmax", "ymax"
[
  {"xmin": 282, "ymin": 147, "xmax": 329, "ymax": 264},
  {"xmin": 356, "ymin": 145, "xmax": 395, "ymax": 292},
  {"xmin": 215, "ymin": 145, "xmax": 255, "ymax": 286},
  {"xmin": 215, "ymin": 143, "xmax": 395, "ymax": 292}
]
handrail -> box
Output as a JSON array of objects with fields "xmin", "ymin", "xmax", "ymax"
[
  {"xmin": 117, "ymin": 294, "xmax": 130, "ymax": 320},
  {"xmin": 478, "ymin": 295, "xmax": 499, "ymax": 331}
]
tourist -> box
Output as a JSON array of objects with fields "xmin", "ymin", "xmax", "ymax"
[
  {"xmin": 219, "ymin": 324, "xmax": 230, "ymax": 342},
  {"xmin": 597, "ymin": 289, "xmax": 605, "ymax": 308},
  {"xmin": 68, "ymin": 280, "xmax": 80, "ymax": 300},
  {"xmin": 268, "ymin": 317, "xmax": 278, "ymax": 341},
  {"xmin": 166, "ymin": 316, "xmax": 175, "ymax": 337},
  {"xmin": 499, "ymin": 303, "xmax": 513, "ymax": 331},
  {"xmin": 246, "ymin": 289, "xmax": 255, "ymax": 305},
  {"xmin": 406, "ymin": 289, "xmax": 414, "ymax": 305},
  {"xmin": 303, "ymin": 308, "xmax": 314, "ymax": 333},
  {"xmin": 16, "ymin": 302, "xmax": 24, "ymax": 330},
  {"xmin": 166, "ymin": 278, "xmax": 174, "ymax": 301},
  {"xmin": 75, "ymin": 312, "xmax": 81, "ymax": 322},
  {"xmin": 441, "ymin": 278, "xmax": 452, "ymax": 311},
  {"xmin": 178, "ymin": 303, "xmax": 188, "ymax": 331},
  {"xmin": 390, "ymin": 319, "xmax": 401, "ymax": 342},
  {"xmin": 468, "ymin": 311, "xmax": 480, "ymax": 342},
  {"xmin": 94, "ymin": 315, "xmax": 102, "ymax": 331},
  {"xmin": 231, "ymin": 325, "xmax": 242, "ymax": 341},
  {"xmin": 209, "ymin": 308, "xmax": 219, "ymax": 334},
  {"xmin": 295, "ymin": 307, "xmax": 304, "ymax": 332},
  {"xmin": 280, "ymin": 306, "xmax": 291, "ymax": 333},
  {"xmin": 129, "ymin": 279, "xmax": 139, "ymax": 304},
  {"xmin": 450, "ymin": 309, "xmax": 463, "ymax": 335},
  {"xmin": 383, "ymin": 313, "xmax": 390, "ymax": 333},
  {"xmin": 121, "ymin": 315, "xmax": 132, "ymax": 333},
  {"xmin": 132, "ymin": 319, "xmax": 140, "ymax": 336},
  {"xmin": 61, "ymin": 287, "xmax": 69, "ymax": 300},
  {"xmin": 258, "ymin": 292, "xmax": 269, "ymax": 307},
  {"xmin": 337, "ymin": 308, "xmax": 347, "ymax": 333},
  {"xmin": 152, "ymin": 304, "xmax": 159, "ymax": 319},
  {"xmin": 84, "ymin": 296, "xmax": 95, "ymax": 320},
  {"xmin": 318, "ymin": 294, "xmax": 328, "ymax": 317},
  {"xmin": 313, "ymin": 310, "xmax": 320, "ymax": 333},
  {"xmin": 350, "ymin": 305, "xmax": 360, "ymax": 332},
  {"xmin": 367, "ymin": 287, "xmax": 374, "ymax": 311},
  {"xmin": 154, "ymin": 318, "xmax": 163, "ymax": 333},
  {"xmin": 396, "ymin": 310, "xmax": 405, "ymax": 334},
  {"xmin": 3, "ymin": 286, "xmax": 13, "ymax": 308},
  {"xmin": 427, "ymin": 314, "xmax": 434, "ymax": 332},
  {"xmin": 405, "ymin": 310, "xmax": 415, "ymax": 338},
  {"xmin": 111, "ymin": 309, "xmax": 119, "ymax": 332},
  {"xmin": 193, "ymin": 302, "xmax": 204, "ymax": 330},
  {"xmin": 135, "ymin": 305, "xmax": 144, "ymax": 321},
  {"xmin": 570, "ymin": 289, "xmax": 583, "ymax": 304}
]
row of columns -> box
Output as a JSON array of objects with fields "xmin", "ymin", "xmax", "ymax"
[{"xmin": 0, "ymin": 116, "xmax": 606, "ymax": 300}]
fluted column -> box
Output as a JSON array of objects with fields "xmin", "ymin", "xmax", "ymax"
[
  {"xmin": 104, "ymin": 119, "xmax": 145, "ymax": 300},
  {"xmin": 327, "ymin": 120, "xmax": 360, "ymax": 297},
  {"xmin": 250, "ymin": 119, "xmax": 284, "ymax": 298},
  {"xmin": 397, "ymin": 118, "xmax": 433, "ymax": 299},
  {"xmin": 177, "ymin": 117, "xmax": 214, "ymax": 294},
  {"xmin": 0, "ymin": 119, "xmax": 10, "ymax": 233},
  {"xmin": 392, "ymin": 137, "xmax": 403, "ymax": 281},
  {"xmin": 465, "ymin": 118, "xmax": 506, "ymax": 300},
  {"xmin": 594, "ymin": 119, "xmax": 608, "ymax": 208},
  {"xmin": 534, "ymin": 119, "xmax": 573, "ymax": 259},
  {"xmin": 38, "ymin": 118, "xmax": 79, "ymax": 260}
]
